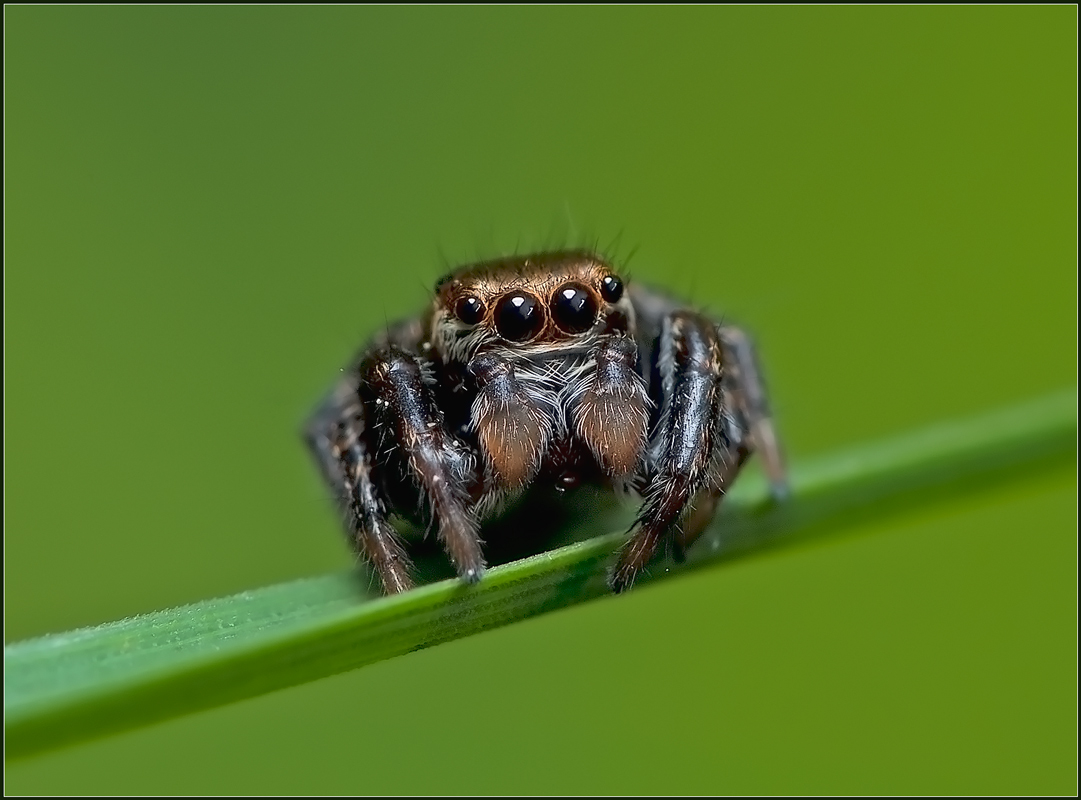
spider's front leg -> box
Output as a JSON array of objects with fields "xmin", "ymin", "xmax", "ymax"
[
  {"xmin": 361, "ymin": 346, "xmax": 486, "ymax": 584},
  {"xmin": 610, "ymin": 311, "xmax": 786, "ymax": 592}
]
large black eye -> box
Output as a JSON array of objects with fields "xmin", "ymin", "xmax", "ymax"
[
  {"xmin": 495, "ymin": 292, "xmax": 543, "ymax": 341},
  {"xmin": 551, "ymin": 283, "xmax": 598, "ymax": 334},
  {"xmin": 600, "ymin": 274, "xmax": 624, "ymax": 303},
  {"xmin": 454, "ymin": 296, "xmax": 485, "ymax": 325}
]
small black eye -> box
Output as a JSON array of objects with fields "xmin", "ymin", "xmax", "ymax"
[
  {"xmin": 600, "ymin": 275, "xmax": 624, "ymax": 303},
  {"xmin": 495, "ymin": 292, "xmax": 543, "ymax": 341},
  {"xmin": 455, "ymin": 296, "xmax": 485, "ymax": 325},
  {"xmin": 551, "ymin": 283, "xmax": 598, "ymax": 334}
]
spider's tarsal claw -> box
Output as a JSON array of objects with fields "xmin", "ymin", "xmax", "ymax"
[
  {"xmin": 461, "ymin": 565, "xmax": 485, "ymax": 585},
  {"xmin": 769, "ymin": 479, "xmax": 791, "ymax": 503}
]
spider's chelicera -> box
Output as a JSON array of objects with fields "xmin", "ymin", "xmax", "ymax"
[{"xmin": 305, "ymin": 250, "xmax": 787, "ymax": 594}]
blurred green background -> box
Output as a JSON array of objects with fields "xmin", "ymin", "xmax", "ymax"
[{"xmin": 5, "ymin": 6, "xmax": 1076, "ymax": 794}]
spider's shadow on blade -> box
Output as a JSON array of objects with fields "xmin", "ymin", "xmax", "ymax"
[{"xmin": 388, "ymin": 485, "xmax": 634, "ymax": 587}]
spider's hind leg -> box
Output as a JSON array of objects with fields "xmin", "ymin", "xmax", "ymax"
[
  {"xmin": 718, "ymin": 324, "xmax": 788, "ymax": 501},
  {"xmin": 669, "ymin": 321, "xmax": 790, "ymax": 559},
  {"xmin": 670, "ymin": 448, "xmax": 750, "ymax": 562},
  {"xmin": 305, "ymin": 386, "xmax": 414, "ymax": 594}
]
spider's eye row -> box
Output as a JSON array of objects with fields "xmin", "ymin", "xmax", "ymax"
[
  {"xmin": 455, "ymin": 296, "xmax": 486, "ymax": 325},
  {"xmin": 551, "ymin": 283, "xmax": 598, "ymax": 334},
  {"xmin": 600, "ymin": 274, "xmax": 624, "ymax": 303},
  {"xmin": 495, "ymin": 292, "xmax": 543, "ymax": 341}
]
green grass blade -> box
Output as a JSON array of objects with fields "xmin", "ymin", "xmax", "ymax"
[{"xmin": 5, "ymin": 388, "xmax": 1076, "ymax": 760}]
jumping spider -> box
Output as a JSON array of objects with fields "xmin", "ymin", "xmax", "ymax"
[{"xmin": 305, "ymin": 249, "xmax": 787, "ymax": 594}]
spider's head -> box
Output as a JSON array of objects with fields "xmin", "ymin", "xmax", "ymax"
[{"xmin": 429, "ymin": 250, "xmax": 634, "ymax": 363}]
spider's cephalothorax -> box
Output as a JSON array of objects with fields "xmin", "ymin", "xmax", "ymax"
[{"xmin": 305, "ymin": 250, "xmax": 787, "ymax": 594}]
